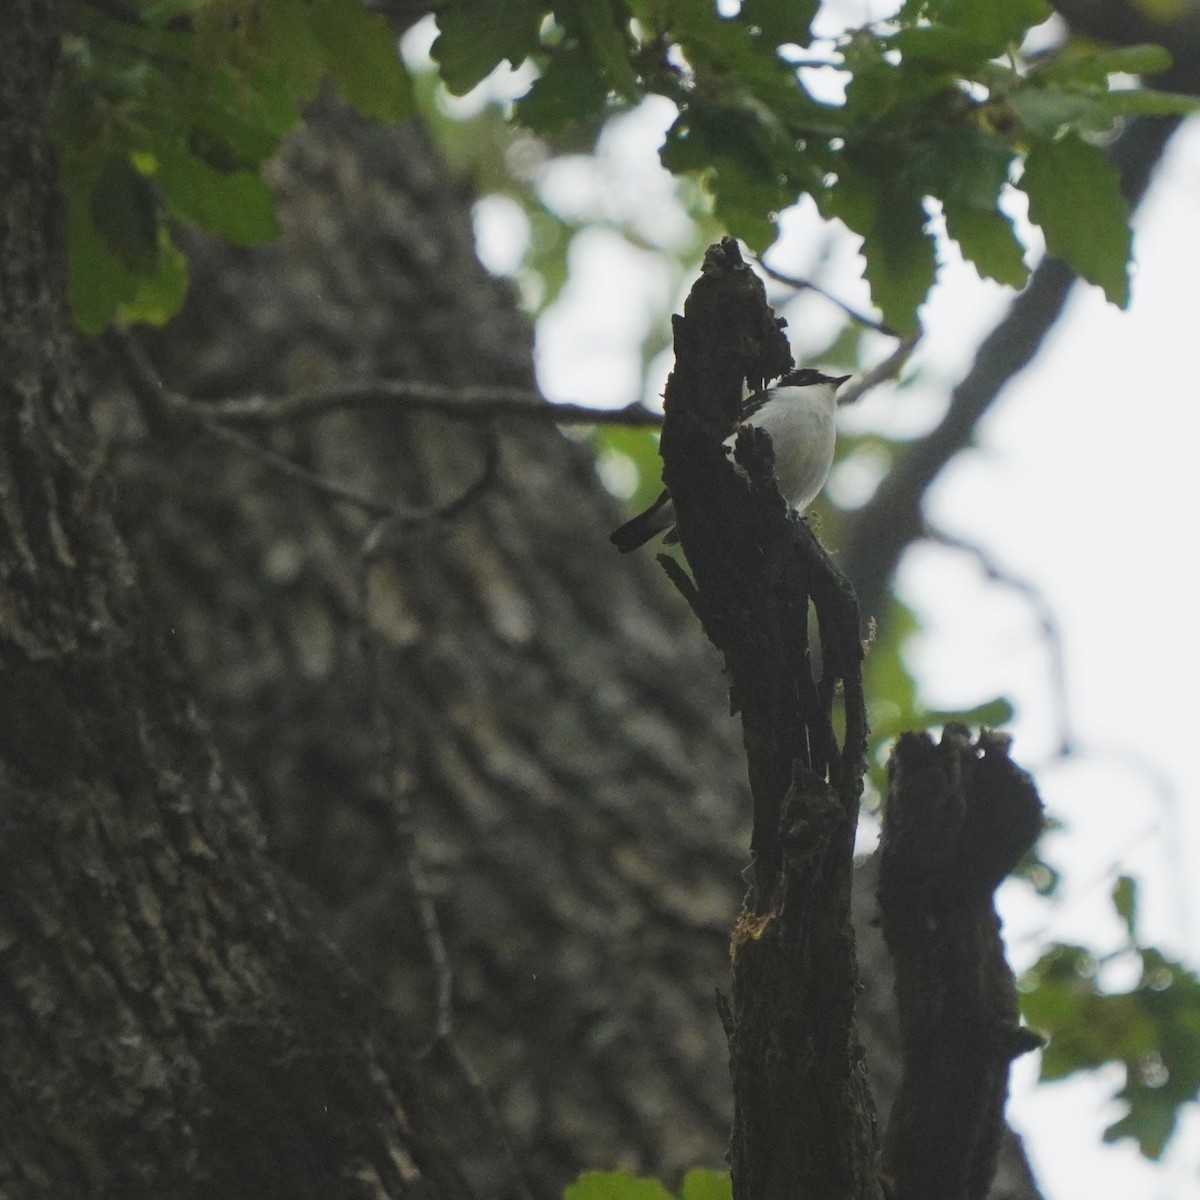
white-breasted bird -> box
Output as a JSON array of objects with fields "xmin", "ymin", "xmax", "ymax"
[{"xmin": 610, "ymin": 368, "xmax": 852, "ymax": 553}]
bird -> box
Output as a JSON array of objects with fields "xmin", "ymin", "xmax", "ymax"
[{"xmin": 610, "ymin": 368, "xmax": 852, "ymax": 553}]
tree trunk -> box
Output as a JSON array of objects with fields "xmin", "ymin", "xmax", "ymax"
[
  {"xmin": 0, "ymin": 9, "xmax": 470, "ymax": 1197},
  {"xmin": 111, "ymin": 98, "xmax": 1043, "ymax": 1200},
  {"xmin": 2, "ymin": 9, "xmax": 1046, "ymax": 1193}
]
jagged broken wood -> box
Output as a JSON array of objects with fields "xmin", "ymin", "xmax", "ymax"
[
  {"xmin": 879, "ymin": 726, "xmax": 1045, "ymax": 1200},
  {"xmin": 654, "ymin": 239, "xmax": 1045, "ymax": 1200},
  {"xmin": 657, "ymin": 238, "xmax": 881, "ymax": 1200}
]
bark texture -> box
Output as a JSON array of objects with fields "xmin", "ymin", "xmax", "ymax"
[
  {"xmin": 0, "ymin": 9, "xmax": 469, "ymax": 1198},
  {"xmin": 878, "ymin": 729, "xmax": 1045, "ymax": 1200},
  {"xmin": 112, "ymin": 101, "xmax": 753, "ymax": 1193},
  {"xmin": 0, "ymin": 23, "xmax": 1042, "ymax": 1194},
  {"xmin": 653, "ymin": 241, "xmax": 879, "ymax": 1200},
  {"xmin": 97, "ymin": 96, "xmax": 1048, "ymax": 1198}
]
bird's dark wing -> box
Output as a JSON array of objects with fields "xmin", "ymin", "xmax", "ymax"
[{"xmin": 739, "ymin": 389, "xmax": 770, "ymax": 422}]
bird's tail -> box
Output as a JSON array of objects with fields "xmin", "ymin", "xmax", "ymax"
[{"xmin": 610, "ymin": 490, "xmax": 676, "ymax": 553}]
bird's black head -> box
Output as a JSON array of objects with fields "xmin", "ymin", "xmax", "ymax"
[{"xmin": 776, "ymin": 368, "xmax": 852, "ymax": 389}]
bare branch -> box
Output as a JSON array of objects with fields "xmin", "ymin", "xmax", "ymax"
[
  {"xmin": 756, "ymin": 258, "xmax": 899, "ymax": 337},
  {"xmin": 361, "ymin": 434, "xmax": 500, "ymax": 558},
  {"xmin": 205, "ymin": 381, "xmax": 665, "ymax": 429},
  {"xmin": 347, "ymin": 519, "xmax": 535, "ymax": 1200},
  {"xmin": 838, "ymin": 333, "xmax": 921, "ymax": 407},
  {"xmin": 106, "ymin": 330, "xmax": 500, "ymax": 525}
]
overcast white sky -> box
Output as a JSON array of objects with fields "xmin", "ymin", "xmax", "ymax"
[{"xmin": 408, "ymin": 10, "xmax": 1200, "ymax": 1197}]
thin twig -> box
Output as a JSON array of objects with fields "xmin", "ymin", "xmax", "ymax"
[
  {"xmin": 837, "ymin": 332, "xmax": 921, "ymax": 406},
  {"xmin": 755, "ymin": 259, "xmax": 899, "ymax": 337},
  {"xmin": 202, "ymin": 421, "xmax": 398, "ymax": 518},
  {"xmin": 106, "ymin": 330, "xmax": 501, "ymax": 524},
  {"xmin": 361, "ymin": 433, "xmax": 500, "ymax": 558},
  {"xmin": 351, "ymin": 543, "xmax": 458, "ymax": 1049},
  {"xmin": 206, "ymin": 381, "xmax": 665, "ymax": 429}
]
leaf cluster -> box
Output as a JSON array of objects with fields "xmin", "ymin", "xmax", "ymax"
[
  {"xmin": 55, "ymin": 0, "xmax": 413, "ymax": 331},
  {"xmin": 431, "ymin": 0, "xmax": 1200, "ymax": 332},
  {"xmin": 1021, "ymin": 877, "xmax": 1200, "ymax": 1159}
]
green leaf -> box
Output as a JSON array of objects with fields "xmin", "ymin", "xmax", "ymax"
[
  {"xmin": 117, "ymin": 229, "xmax": 190, "ymax": 327},
  {"xmin": 66, "ymin": 189, "xmax": 138, "ymax": 334},
  {"xmin": 1013, "ymin": 850, "xmax": 1060, "ymax": 897},
  {"xmin": 671, "ymin": 1, "xmax": 839, "ymax": 129},
  {"xmin": 1021, "ymin": 942, "xmax": 1200, "ymax": 1161},
  {"xmin": 1105, "ymin": 1087, "xmax": 1180, "ymax": 1160},
  {"xmin": 660, "ymin": 103, "xmax": 802, "ymax": 251},
  {"xmin": 563, "ymin": 1172, "xmax": 676, "ymax": 1200},
  {"xmin": 143, "ymin": 0, "xmax": 202, "ymax": 24},
  {"xmin": 1034, "ymin": 43, "xmax": 1173, "ymax": 85},
  {"xmin": 156, "ymin": 149, "xmax": 281, "ymax": 244},
  {"xmin": 1097, "ymin": 87, "xmax": 1200, "ymax": 118},
  {"xmin": 1113, "ymin": 875, "xmax": 1139, "ymax": 941},
  {"xmin": 889, "ymin": 25, "xmax": 997, "ymax": 69},
  {"xmin": 943, "ymin": 205, "xmax": 1027, "ymax": 287},
  {"xmin": 90, "ymin": 155, "xmax": 160, "ymax": 273},
  {"xmin": 561, "ymin": 0, "xmax": 638, "ymax": 99},
  {"xmin": 310, "ymin": 0, "xmax": 414, "ymax": 121},
  {"xmin": 593, "ymin": 426, "xmax": 662, "ymax": 511},
  {"xmin": 861, "ymin": 199, "xmax": 935, "ymax": 337},
  {"xmin": 516, "ymin": 43, "xmax": 611, "ymax": 131},
  {"xmin": 843, "ymin": 56, "xmax": 954, "ymax": 124},
  {"xmin": 708, "ymin": 169, "xmax": 787, "ymax": 251},
  {"xmin": 822, "ymin": 158, "xmax": 878, "ymax": 236},
  {"xmin": 256, "ymin": 0, "xmax": 329, "ymax": 99},
  {"xmin": 739, "ymin": 0, "xmax": 820, "ymax": 45},
  {"xmin": 936, "ymin": 0, "xmax": 1052, "ymax": 55},
  {"xmin": 905, "ymin": 126, "xmax": 1014, "ymax": 210},
  {"xmin": 678, "ymin": 1170, "xmax": 732, "ymax": 1200},
  {"xmin": 928, "ymin": 696, "xmax": 1015, "ymax": 728},
  {"xmin": 865, "ymin": 596, "xmax": 922, "ymax": 726},
  {"xmin": 177, "ymin": 65, "xmax": 299, "ymax": 162},
  {"xmin": 1007, "ymin": 87, "xmax": 1116, "ymax": 137},
  {"xmin": 432, "ymin": 0, "xmax": 550, "ymax": 95},
  {"xmin": 1022, "ymin": 133, "xmax": 1130, "ymax": 306}
]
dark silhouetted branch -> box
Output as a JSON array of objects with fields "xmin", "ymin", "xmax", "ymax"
[
  {"xmin": 657, "ymin": 238, "xmax": 880, "ymax": 1200},
  {"xmin": 879, "ymin": 727, "xmax": 1045, "ymax": 1200}
]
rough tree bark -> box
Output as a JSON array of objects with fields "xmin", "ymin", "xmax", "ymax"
[
  {"xmin": 1, "ymin": 11, "xmax": 1053, "ymax": 1200},
  {"xmin": 0, "ymin": 5, "xmax": 475, "ymax": 1199},
  {"xmin": 113, "ymin": 98, "xmax": 755, "ymax": 1195},
  {"xmin": 650, "ymin": 248, "xmax": 1044, "ymax": 1200},
  {"xmin": 654, "ymin": 241, "xmax": 880, "ymax": 1200},
  {"xmin": 102, "ymin": 95, "xmax": 1048, "ymax": 1200},
  {"xmin": 879, "ymin": 729, "xmax": 1045, "ymax": 1200}
]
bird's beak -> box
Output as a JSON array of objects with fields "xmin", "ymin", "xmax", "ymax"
[{"xmin": 833, "ymin": 374, "xmax": 852, "ymax": 389}]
